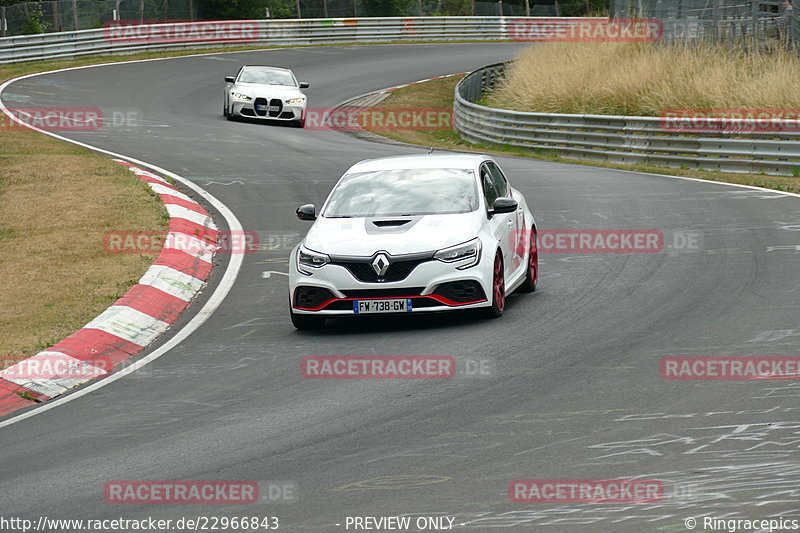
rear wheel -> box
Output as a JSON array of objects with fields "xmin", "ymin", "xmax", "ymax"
[
  {"xmin": 519, "ymin": 226, "xmax": 538, "ymax": 293},
  {"xmin": 484, "ymin": 252, "xmax": 505, "ymax": 318}
]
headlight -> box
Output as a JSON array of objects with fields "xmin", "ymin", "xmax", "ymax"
[
  {"xmin": 232, "ymin": 92, "xmax": 252, "ymax": 101},
  {"xmin": 434, "ymin": 238, "xmax": 482, "ymax": 270},
  {"xmin": 297, "ymin": 245, "xmax": 330, "ymax": 276},
  {"xmin": 286, "ymin": 97, "xmax": 306, "ymax": 105}
]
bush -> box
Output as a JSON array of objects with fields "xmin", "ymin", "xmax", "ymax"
[{"xmin": 21, "ymin": 4, "xmax": 48, "ymax": 35}]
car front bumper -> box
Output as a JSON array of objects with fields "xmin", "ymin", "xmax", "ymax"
[{"xmin": 288, "ymin": 247, "xmax": 494, "ymax": 316}]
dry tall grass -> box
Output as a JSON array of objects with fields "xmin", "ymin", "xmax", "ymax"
[{"xmin": 488, "ymin": 42, "xmax": 800, "ymax": 116}]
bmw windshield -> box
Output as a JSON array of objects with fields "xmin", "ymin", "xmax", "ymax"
[
  {"xmin": 238, "ymin": 68, "xmax": 296, "ymax": 86},
  {"xmin": 322, "ymin": 168, "xmax": 479, "ymax": 218}
]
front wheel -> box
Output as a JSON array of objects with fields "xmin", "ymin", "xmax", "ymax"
[
  {"xmin": 290, "ymin": 305, "xmax": 325, "ymax": 330},
  {"xmin": 484, "ymin": 252, "xmax": 505, "ymax": 318},
  {"xmin": 519, "ymin": 226, "xmax": 538, "ymax": 293}
]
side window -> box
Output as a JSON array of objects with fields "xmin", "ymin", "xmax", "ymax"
[
  {"xmin": 486, "ymin": 161, "xmax": 509, "ymax": 198},
  {"xmin": 481, "ymin": 164, "xmax": 500, "ymax": 209}
]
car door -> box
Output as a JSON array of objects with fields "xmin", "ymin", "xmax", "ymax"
[
  {"xmin": 485, "ymin": 161, "xmax": 523, "ymax": 273},
  {"xmin": 480, "ymin": 163, "xmax": 515, "ymax": 280}
]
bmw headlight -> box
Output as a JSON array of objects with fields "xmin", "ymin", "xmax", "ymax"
[
  {"xmin": 297, "ymin": 245, "xmax": 330, "ymax": 276},
  {"xmin": 286, "ymin": 97, "xmax": 306, "ymax": 105},
  {"xmin": 434, "ymin": 238, "xmax": 482, "ymax": 269},
  {"xmin": 232, "ymin": 92, "xmax": 252, "ymax": 101}
]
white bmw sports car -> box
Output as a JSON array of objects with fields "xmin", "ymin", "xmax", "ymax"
[
  {"xmin": 288, "ymin": 154, "xmax": 538, "ymax": 329},
  {"xmin": 224, "ymin": 65, "xmax": 309, "ymax": 127}
]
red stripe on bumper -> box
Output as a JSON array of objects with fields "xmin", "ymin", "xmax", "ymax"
[{"xmin": 295, "ymin": 294, "xmax": 486, "ymax": 312}]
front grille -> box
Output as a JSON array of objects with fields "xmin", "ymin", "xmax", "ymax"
[
  {"xmin": 294, "ymin": 286, "xmax": 335, "ymax": 309},
  {"xmin": 342, "ymin": 288, "xmax": 424, "ymax": 298},
  {"xmin": 253, "ymin": 97, "xmax": 268, "ymax": 117},
  {"xmin": 332, "ymin": 253, "xmax": 434, "ymax": 283},
  {"xmin": 269, "ymin": 98, "xmax": 283, "ymax": 117},
  {"xmin": 433, "ymin": 280, "xmax": 486, "ymax": 303}
]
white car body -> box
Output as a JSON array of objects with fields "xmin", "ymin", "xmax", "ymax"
[
  {"xmin": 288, "ymin": 153, "xmax": 538, "ymax": 329},
  {"xmin": 224, "ymin": 65, "xmax": 309, "ymax": 127}
]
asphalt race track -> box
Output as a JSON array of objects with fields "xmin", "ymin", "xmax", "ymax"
[{"xmin": 1, "ymin": 43, "xmax": 799, "ymax": 532}]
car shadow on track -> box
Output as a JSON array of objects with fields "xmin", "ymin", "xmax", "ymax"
[{"xmin": 225, "ymin": 115, "xmax": 301, "ymax": 129}]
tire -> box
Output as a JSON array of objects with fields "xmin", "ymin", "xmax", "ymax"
[
  {"xmin": 484, "ymin": 251, "xmax": 505, "ymax": 318},
  {"xmin": 290, "ymin": 306, "xmax": 325, "ymax": 330},
  {"xmin": 223, "ymin": 102, "xmax": 228, "ymax": 117},
  {"xmin": 227, "ymin": 112, "xmax": 236, "ymax": 121},
  {"xmin": 519, "ymin": 226, "xmax": 538, "ymax": 293},
  {"xmin": 293, "ymin": 116, "xmax": 305, "ymax": 128}
]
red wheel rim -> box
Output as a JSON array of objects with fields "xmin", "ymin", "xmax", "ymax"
[
  {"xmin": 494, "ymin": 254, "xmax": 505, "ymax": 312},
  {"xmin": 530, "ymin": 229, "xmax": 538, "ymax": 287}
]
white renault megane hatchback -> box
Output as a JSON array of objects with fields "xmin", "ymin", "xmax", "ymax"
[{"xmin": 288, "ymin": 153, "xmax": 538, "ymax": 329}]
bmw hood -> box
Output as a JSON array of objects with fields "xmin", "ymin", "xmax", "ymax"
[{"xmin": 303, "ymin": 213, "xmax": 482, "ymax": 257}]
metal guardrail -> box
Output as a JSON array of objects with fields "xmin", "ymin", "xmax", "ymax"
[
  {"xmin": 0, "ymin": 16, "xmax": 557, "ymax": 64},
  {"xmin": 454, "ymin": 63, "xmax": 800, "ymax": 176}
]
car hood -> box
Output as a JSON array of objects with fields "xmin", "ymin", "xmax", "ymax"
[
  {"xmin": 303, "ymin": 213, "xmax": 483, "ymax": 257},
  {"xmin": 232, "ymin": 82, "xmax": 303, "ymax": 97}
]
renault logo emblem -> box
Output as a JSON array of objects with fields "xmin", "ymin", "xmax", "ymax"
[{"xmin": 372, "ymin": 253, "xmax": 390, "ymax": 277}]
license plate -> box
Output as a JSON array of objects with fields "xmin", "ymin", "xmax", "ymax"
[
  {"xmin": 256, "ymin": 104, "xmax": 281, "ymax": 112},
  {"xmin": 353, "ymin": 299, "xmax": 413, "ymax": 314}
]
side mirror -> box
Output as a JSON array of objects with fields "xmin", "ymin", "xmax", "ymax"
[
  {"xmin": 224, "ymin": 76, "xmax": 235, "ymax": 83},
  {"xmin": 296, "ymin": 204, "xmax": 316, "ymax": 221},
  {"xmin": 299, "ymin": 81, "xmax": 310, "ymax": 89},
  {"xmin": 490, "ymin": 197, "xmax": 518, "ymax": 215}
]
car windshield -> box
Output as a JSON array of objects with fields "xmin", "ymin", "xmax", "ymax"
[
  {"xmin": 238, "ymin": 68, "xmax": 296, "ymax": 86},
  {"xmin": 323, "ymin": 168, "xmax": 479, "ymax": 217}
]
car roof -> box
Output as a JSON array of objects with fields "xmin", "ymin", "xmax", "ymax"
[
  {"xmin": 345, "ymin": 153, "xmax": 489, "ymax": 173},
  {"xmin": 241, "ymin": 65, "xmax": 293, "ymax": 73}
]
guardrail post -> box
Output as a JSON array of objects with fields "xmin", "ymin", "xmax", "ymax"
[
  {"xmin": 73, "ymin": 0, "xmax": 78, "ymax": 31},
  {"xmin": 1, "ymin": 6, "xmax": 5, "ymax": 37},
  {"xmin": 296, "ymin": 0, "xmax": 302, "ymax": 18},
  {"xmin": 53, "ymin": 0, "xmax": 60, "ymax": 32},
  {"xmin": 139, "ymin": 0, "xmax": 144, "ymax": 23},
  {"xmin": 324, "ymin": 0, "xmax": 329, "ymax": 17}
]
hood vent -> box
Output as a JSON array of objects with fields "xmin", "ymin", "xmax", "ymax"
[{"xmin": 372, "ymin": 219, "xmax": 412, "ymax": 227}]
